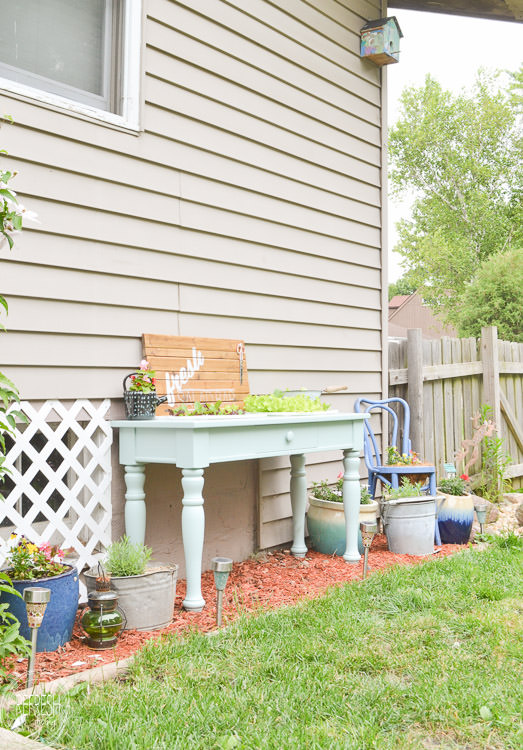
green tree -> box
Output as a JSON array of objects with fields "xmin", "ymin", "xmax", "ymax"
[
  {"xmin": 389, "ymin": 69, "xmax": 523, "ymax": 323},
  {"xmin": 454, "ymin": 247, "xmax": 523, "ymax": 342},
  {"xmin": 388, "ymin": 276, "xmax": 417, "ymax": 301}
]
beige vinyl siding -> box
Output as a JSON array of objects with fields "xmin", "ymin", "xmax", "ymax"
[{"xmin": 0, "ymin": 0, "xmax": 385, "ymax": 548}]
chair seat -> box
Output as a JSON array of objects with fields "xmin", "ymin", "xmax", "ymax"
[{"xmin": 373, "ymin": 464, "xmax": 437, "ymax": 494}]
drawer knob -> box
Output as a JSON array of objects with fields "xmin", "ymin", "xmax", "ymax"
[{"xmin": 285, "ymin": 430, "xmax": 294, "ymax": 443}]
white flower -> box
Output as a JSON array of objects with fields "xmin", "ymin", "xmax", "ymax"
[{"xmin": 19, "ymin": 205, "xmax": 40, "ymax": 225}]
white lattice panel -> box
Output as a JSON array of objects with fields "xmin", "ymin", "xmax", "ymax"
[{"xmin": 0, "ymin": 400, "xmax": 113, "ymax": 597}]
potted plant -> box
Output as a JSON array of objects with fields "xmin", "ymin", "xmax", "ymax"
[
  {"xmin": 0, "ymin": 535, "xmax": 79, "ymax": 652},
  {"xmin": 382, "ymin": 479, "xmax": 439, "ymax": 556},
  {"xmin": 384, "ymin": 447, "xmax": 432, "ymax": 486},
  {"xmin": 307, "ymin": 472, "xmax": 379, "ymax": 556},
  {"xmin": 84, "ymin": 536, "xmax": 178, "ymax": 631},
  {"xmin": 436, "ymin": 474, "xmax": 474, "ymax": 544},
  {"xmin": 123, "ymin": 359, "xmax": 168, "ymax": 420}
]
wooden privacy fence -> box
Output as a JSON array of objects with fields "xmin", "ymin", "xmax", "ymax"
[{"xmin": 389, "ymin": 327, "xmax": 523, "ymax": 488}]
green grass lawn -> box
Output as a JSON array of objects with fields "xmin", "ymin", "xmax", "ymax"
[{"xmin": 3, "ymin": 538, "xmax": 522, "ymax": 750}]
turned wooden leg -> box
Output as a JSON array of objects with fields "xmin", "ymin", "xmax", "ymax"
[
  {"xmin": 124, "ymin": 464, "xmax": 146, "ymax": 546},
  {"xmin": 181, "ymin": 468, "xmax": 206, "ymax": 611},
  {"xmin": 342, "ymin": 449, "xmax": 361, "ymax": 563},
  {"xmin": 290, "ymin": 453, "xmax": 307, "ymax": 557}
]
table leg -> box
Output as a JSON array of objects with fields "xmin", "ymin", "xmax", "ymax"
[
  {"xmin": 290, "ymin": 453, "xmax": 307, "ymax": 557},
  {"xmin": 181, "ymin": 468, "xmax": 206, "ymax": 612},
  {"xmin": 124, "ymin": 464, "xmax": 146, "ymax": 546},
  {"xmin": 342, "ymin": 448, "xmax": 361, "ymax": 563}
]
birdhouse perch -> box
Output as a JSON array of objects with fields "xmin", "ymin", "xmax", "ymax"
[{"xmin": 360, "ymin": 16, "xmax": 403, "ymax": 67}]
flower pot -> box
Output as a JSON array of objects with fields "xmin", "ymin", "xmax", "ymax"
[
  {"xmin": 123, "ymin": 373, "xmax": 168, "ymax": 419},
  {"xmin": 84, "ymin": 563, "xmax": 178, "ymax": 631},
  {"xmin": 359, "ymin": 500, "xmax": 379, "ymax": 525},
  {"xmin": 0, "ymin": 564, "xmax": 79, "ymax": 652},
  {"xmin": 123, "ymin": 390, "xmax": 168, "ymax": 420},
  {"xmin": 307, "ymin": 496, "xmax": 378, "ymax": 556},
  {"xmin": 436, "ymin": 492, "xmax": 474, "ymax": 544},
  {"xmin": 382, "ymin": 496, "xmax": 438, "ymax": 555}
]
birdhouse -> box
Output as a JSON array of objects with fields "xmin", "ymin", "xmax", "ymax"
[{"xmin": 360, "ymin": 16, "xmax": 403, "ymax": 67}]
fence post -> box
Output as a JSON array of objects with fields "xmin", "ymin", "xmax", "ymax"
[
  {"xmin": 407, "ymin": 328, "xmax": 424, "ymax": 454},
  {"xmin": 481, "ymin": 326, "xmax": 501, "ymax": 434}
]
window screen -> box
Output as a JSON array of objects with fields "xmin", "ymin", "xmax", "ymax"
[{"xmin": 0, "ymin": 0, "xmax": 118, "ymax": 112}]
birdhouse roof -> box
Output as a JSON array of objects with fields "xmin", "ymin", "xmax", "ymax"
[{"xmin": 360, "ymin": 16, "xmax": 404, "ymax": 37}]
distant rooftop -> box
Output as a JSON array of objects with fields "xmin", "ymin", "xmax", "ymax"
[{"xmin": 389, "ymin": 294, "xmax": 412, "ymax": 310}]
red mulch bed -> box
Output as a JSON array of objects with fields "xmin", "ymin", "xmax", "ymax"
[{"xmin": 10, "ymin": 536, "xmax": 461, "ymax": 688}]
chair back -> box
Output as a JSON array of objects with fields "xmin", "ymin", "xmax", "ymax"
[{"xmin": 354, "ymin": 397, "xmax": 411, "ymax": 471}]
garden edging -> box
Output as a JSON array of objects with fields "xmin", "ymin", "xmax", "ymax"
[
  {"xmin": 0, "ymin": 727, "xmax": 56, "ymax": 750},
  {"xmin": 0, "ymin": 655, "xmax": 133, "ymax": 711}
]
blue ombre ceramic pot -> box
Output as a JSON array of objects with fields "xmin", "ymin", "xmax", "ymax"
[
  {"xmin": 437, "ymin": 493, "xmax": 474, "ymax": 544},
  {"xmin": 0, "ymin": 564, "xmax": 79, "ymax": 652},
  {"xmin": 307, "ymin": 496, "xmax": 368, "ymax": 556}
]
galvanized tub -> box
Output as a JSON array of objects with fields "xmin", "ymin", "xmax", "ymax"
[
  {"xmin": 382, "ymin": 496, "xmax": 439, "ymax": 555},
  {"xmin": 84, "ymin": 563, "xmax": 178, "ymax": 631}
]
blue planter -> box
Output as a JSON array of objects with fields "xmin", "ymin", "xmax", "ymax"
[
  {"xmin": 307, "ymin": 497, "xmax": 364, "ymax": 556},
  {"xmin": 0, "ymin": 565, "xmax": 79, "ymax": 652},
  {"xmin": 437, "ymin": 493, "xmax": 474, "ymax": 544}
]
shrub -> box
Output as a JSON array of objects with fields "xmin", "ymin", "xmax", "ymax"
[
  {"xmin": 0, "ymin": 572, "xmax": 31, "ymax": 693},
  {"xmin": 105, "ymin": 537, "xmax": 152, "ymax": 577},
  {"xmin": 310, "ymin": 476, "xmax": 373, "ymax": 504},
  {"xmin": 385, "ymin": 479, "xmax": 424, "ymax": 500},
  {"xmin": 438, "ymin": 476, "xmax": 468, "ymax": 496},
  {"xmin": 455, "ymin": 248, "xmax": 523, "ymax": 342}
]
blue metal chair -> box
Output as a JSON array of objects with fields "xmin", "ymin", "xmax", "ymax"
[{"xmin": 353, "ymin": 397, "xmax": 437, "ymax": 499}]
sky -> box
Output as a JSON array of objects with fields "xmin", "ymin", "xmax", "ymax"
[{"xmin": 386, "ymin": 8, "xmax": 523, "ymax": 282}]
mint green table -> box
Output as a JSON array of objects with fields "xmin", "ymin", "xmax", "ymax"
[{"xmin": 112, "ymin": 413, "xmax": 367, "ymax": 611}]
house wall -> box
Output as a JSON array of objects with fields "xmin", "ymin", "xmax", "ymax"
[
  {"xmin": 389, "ymin": 294, "xmax": 458, "ymax": 339},
  {"xmin": 0, "ymin": 0, "xmax": 386, "ymax": 559}
]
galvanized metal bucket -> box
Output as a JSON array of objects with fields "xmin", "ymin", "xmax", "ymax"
[
  {"xmin": 382, "ymin": 495, "xmax": 439, "ymax": 555},
  {"xmin": 85, "ymin": 563, "xmax": 178, "ymax": 631}
]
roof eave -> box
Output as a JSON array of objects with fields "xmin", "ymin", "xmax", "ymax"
[{"xmin": 388, "ymin": 1, "xmax": 523, "ymax": 24}]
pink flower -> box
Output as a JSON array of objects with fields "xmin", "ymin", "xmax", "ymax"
[
  {"xmin": 140, "ymin": 359, "xmax": 150, "ymax": 371},
  {"xmin": 337, "ymin": 471, "xmax": 343, "ymax": 480}
]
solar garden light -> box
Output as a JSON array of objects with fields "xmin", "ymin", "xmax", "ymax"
[
  {"xmin": 23, "ymin": 587, "xmax": 51, "ymax": 688},
  {"xmin": 360, "ymin": 521, "xmax": 377, "ymax": 580},
  {"xmin": 474, "ymin": 499, "xmax": 488, "ymax": 535},
  {"xmin": 211, "ymin": 557, "xmax": 233, "ymax": 627}
]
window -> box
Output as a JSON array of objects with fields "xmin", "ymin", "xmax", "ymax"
[{"xmin": 0, "ymin": 0, "xmax": 141, "ymax": 129}]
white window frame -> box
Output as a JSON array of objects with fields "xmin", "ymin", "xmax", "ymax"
[{"xmin": 0, "ymin": 0, "xmax": 142, "ymax": 132}]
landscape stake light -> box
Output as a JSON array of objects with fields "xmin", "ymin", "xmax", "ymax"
[
  {"xmin": 211, "ymin": 557, "xmax": 233, "ymax": 626},
  {"xmin": 474, "ymin": 499, "xmax": 488, "ymax": 535},
  {"xmin": 360, "ymin": 521, "xmax": 377, "ymax": 580},
  {"xmin": 23, "ymin": 586, "xmax": 51, "ymax": 688}
]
